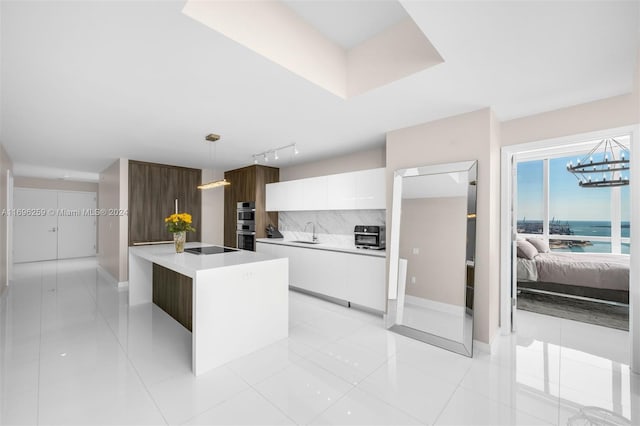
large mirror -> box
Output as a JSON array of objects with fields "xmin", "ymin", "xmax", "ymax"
[{"xmin": 386, "ymin": 160, "xmax": 477, "ymax": 357}]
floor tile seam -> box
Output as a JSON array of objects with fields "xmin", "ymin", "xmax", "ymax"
[
  {"xmin": 302, "ymin": 346, "xmax": 391, "ymax": 387},
  {"xmin": 556, "ymin": 383, "xmax": 632, "ymax": 410},
  {"xmin": 226, "ymin": 353, "xmax": 299, "ymax": 389},
  {"xmin": 455, "ymin": 374, "xmax": 562, "ymax": 416},
  {"xmin": 297, "ymin": 321, "xmax": 372, "ymax": 348},
  {"xmin": 352, "ymin": 383, "xmax": 431, "ymax": 425},
  {"xmin": 83, "ymin": 266, "xmax": 171, "ymax": 426},
  {"xmin": 167, "ymin": 372, "xmax": 251, "ymax": 426},
  {"xmin": 432, "ymin": 385, "xmax": 557, "ymax": 426},
  {"xmin": 284, "ymin": 352, "xmax": 359, "ymax": 390},
  {"xmin": 226, "ymin": 371, "xmax": 300, "ymax": 426},
  {"xmin": 388, "ymin": 354, "xmax": 473, "ymax": 389},
  {"xmin": 35, "ymin": 263, "xmax": 45, "ymax": 426},
  {"xmin": 557, "ymin": 321, "xmax": 563, "ymax": 426},
  {"xmin": 558, "ymin": 354, "xmax": 631, "ymax": 376},
  {"xmin": 305, "ymin": 384, "xmax": 427, "ymax": 426}
]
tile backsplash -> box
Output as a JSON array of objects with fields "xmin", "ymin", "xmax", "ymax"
[{"xmin": 278, "ymin": 210, "xmax": 385, "ymax": 247}]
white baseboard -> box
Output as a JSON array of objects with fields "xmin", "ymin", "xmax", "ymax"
[
  {"xmin": 404, "ymin": 295, "xmax": 465, "ymax": 317},
  {"xmin": 474, "ymin": 332, "xmax": 500, "ymax": 355},
  {"xmin": 97, "ymin": 265, "xmax": 128, "ymax": 289}
]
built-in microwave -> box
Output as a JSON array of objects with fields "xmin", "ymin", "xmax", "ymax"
[
  {"xmin": 237, "ymin": 201, "xmax": 256, "ymax": 222},
  {"xmin": 354, "ymin": 225, "xmax": 385, "ymax": 250}
]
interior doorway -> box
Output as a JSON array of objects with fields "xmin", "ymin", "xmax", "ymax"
[
  {"xmin": 512, "ymin": 136, "xmax": 630, "ymax": 330},
  {"xmin": 13, "ymin": 188, "xmax": 97, "ymax": 263},
  {"xmin": 500, "ymin": 124, "xmax": 640, "ymax": 372}
]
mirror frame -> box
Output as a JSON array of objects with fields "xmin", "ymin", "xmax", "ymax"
[{"xmin": 385, "ymin": 160, "xmax": 478, "ymax": 357}]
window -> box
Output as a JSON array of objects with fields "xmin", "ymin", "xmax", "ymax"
[
  {"xmin": 517, "ymin": 160, "xmax": 544, "ymax": 235},
  {"xmin": 515, "ymin": 137, "xmax": 630, "ymax": 254}
]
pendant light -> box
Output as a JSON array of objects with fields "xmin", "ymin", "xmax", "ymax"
[{"xmin": 198, "ymin": 134, "xmax": 230, "ymax": 190}]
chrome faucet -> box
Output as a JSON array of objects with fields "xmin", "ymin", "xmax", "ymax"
[{"xmin": 304, "ymin": 221, "xmax": 318, "ymax": 242}]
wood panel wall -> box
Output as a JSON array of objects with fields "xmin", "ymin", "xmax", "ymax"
[
  {"xmin": 223, "ymin": 165, "xmax": 279, "ymax": 248},
  {"xmin": 152, "ymin": 263, "xmax": 193, "ymax": 331},
  {"xmin": 129, "ymin": 160, "xmax": 201, "ymax": 245}
]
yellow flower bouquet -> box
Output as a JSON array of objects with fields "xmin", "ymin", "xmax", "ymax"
[
  {"xmin": 164, "ymin": 212, "xmax": 196, "ymax": 233},
  {"xmin": 165, "ymin": 212, "xmax": 195, "ymax": 253}
]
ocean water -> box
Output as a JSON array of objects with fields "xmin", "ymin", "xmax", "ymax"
[{"xmin": 517, "ymin": 220, "xmax": 631, "ymax": 254}]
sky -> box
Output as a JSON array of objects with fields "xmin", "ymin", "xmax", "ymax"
[{"xmin": 517, "ymin": 155, "xmax": 630, "ymax": 222}]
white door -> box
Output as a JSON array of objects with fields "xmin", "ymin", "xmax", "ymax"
[
  {"xmin": 13, "ymin": 188, "xmax": 58, "ymax": 262},
  {"xmin": 57, "ymin": 191, "xmax": 96, "ymax": 259}
]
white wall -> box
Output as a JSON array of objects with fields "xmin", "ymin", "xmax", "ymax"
[
  {"xmin": 387, "ymin": 108, "xmax": 501, "ymax": 345},
  {"xmin": 14, "ymin": 176, "xmax": 98, "ymax": 192},
  {"xmin": 97, "ymin": 158, "xmax": 128, "ymax": 284},
  {"xmin": 279, "ymin": 146, "xmax": 385, "ymax": 181},
  {"xmin": 501, "ymin": 93, "xmax": 639, "ymax": 146}
]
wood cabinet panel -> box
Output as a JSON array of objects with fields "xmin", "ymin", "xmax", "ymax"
[
  {"xmin": 152, "ymin": 263, "xmax": 193, "ymax": 331},
  {"xmin": 224, "ymin": 165, "xmax": 279, "ymax": 248},
  {"xmin": 129, "ymin": 161, "xmax": 201, "ymax": 245}
]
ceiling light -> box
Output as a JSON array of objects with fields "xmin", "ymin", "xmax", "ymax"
[
  {"xmin": 566, "ymin": 138, "xmax": 629, "ymax": 188},
  {"xmin": 251, "ymin": 143, "xmax": 299, "ymax": 165},
  {"xmin": 197, "ymin": 179, "xmax": 230, "ymax": 190},
  {"xmin": 198, "ymin": 133, "xmax": 230, "ymax": 190}
]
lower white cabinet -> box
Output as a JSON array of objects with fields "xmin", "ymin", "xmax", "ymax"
[{"xmin": 257, "ymin": 242, "xmax": 386, "ymax": 312}]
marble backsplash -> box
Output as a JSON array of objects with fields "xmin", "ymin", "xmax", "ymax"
[{"xmin": 278, "ymin": 210, "xmax": 385, "ymax": 247}]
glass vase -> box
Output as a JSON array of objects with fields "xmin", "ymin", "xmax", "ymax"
[{"xmin": 174, "ymin": 231, "xmax": 186, "ymax": 253}]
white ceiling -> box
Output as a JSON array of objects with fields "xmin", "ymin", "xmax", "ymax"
[
  {"xmin": 1, "ymin": 1, "xmax": 638, "ymax": 180},
  {"xmin": 282, "ymin": 0, "xmax": 409, "ymax": 49}
]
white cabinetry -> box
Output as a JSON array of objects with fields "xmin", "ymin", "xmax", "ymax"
[
  {"xmin": 355, "ymin": 168, "xmax": 386, "ymax": 210},
  {"xmin": 266, "ymin": 168, "xmax": 385, "ymax": 212},
  {"xmin": 327, "ymin": 172, "xmax": 357, "ymax": 210},
  {"xmin": 266, "ymin": 176, "xmax": 327, "ymax": 212},
  {"xmin": 256, "ymin": 241, "xmax": 385, "ymax": 312},
  {"xmin": 346, "ymin": 254, "xmax": 386, "ymax": 311}
]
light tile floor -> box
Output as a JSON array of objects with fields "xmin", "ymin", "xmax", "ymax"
[{"xmin": 1, "ymin": 258, "xmax": 638, "ymax": 425}]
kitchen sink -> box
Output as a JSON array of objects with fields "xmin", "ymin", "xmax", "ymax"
[{"xmin": 291, "ymin": 240, "xmax": 321, "ymax": 244}]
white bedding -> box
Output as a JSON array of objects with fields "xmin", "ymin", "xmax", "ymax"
[
  {"xmin": 517, "ymin": 257, "xmax": 538, "ymax": 282},
  {"xmin": 517, "ymin": 252, "xmax": 629, "ymax": 291}
]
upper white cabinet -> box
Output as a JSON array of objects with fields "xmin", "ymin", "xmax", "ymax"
[
  {"xmin": 266, "ymin": 175, "xmax": 327, "ymax": 212},
  {"xmin": 354, "ymin": 168, "xmax": 386, "ymax": 210},
  {"xmin": 266, "ymin": 167, "xmax": 385, "ymax": 211}
]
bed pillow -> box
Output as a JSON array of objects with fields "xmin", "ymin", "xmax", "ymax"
[
  {"xmin": 517, "ymin": 240, "xmax": 538, "ymax": 259},
  {"xmin": 527, "ymin": 237, "xmax": 550, "ymax": 253}
]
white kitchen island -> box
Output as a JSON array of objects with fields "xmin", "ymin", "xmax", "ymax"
[{"xmin": 128, "ymin": 242, "xmax": 288, "ymax": 376}]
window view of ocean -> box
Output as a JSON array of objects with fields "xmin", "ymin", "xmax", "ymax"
[{"xmin": 517, "ymin": 220, "xmax": 631, "ymax": 254}]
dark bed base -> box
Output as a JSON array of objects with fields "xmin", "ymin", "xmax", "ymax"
[{"xmin": 517, "ymin": 281, "xmax": 629, "ymax": 304}]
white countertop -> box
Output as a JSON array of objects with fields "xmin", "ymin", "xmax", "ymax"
[
  {"xmin": 129, "ymin": 242, "xmax": 278, "ymax": 278},
  {"xmin": 256, "ymin": 238, "xmax": 386, "ymax": 258}
]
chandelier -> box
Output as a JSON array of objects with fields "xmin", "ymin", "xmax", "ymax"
[{"xmin": 566, "ymin": 138, "xmax": 630, "ymax": 188}]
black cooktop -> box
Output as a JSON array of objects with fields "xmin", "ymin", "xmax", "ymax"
[{"xmin": 184, "ymin": 246, "xmax": 239, "ymax": 255}]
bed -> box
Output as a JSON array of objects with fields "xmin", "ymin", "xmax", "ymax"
[{"xmin": 516, "ymin": 239, "xmax": 630, "ymax": 304}]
